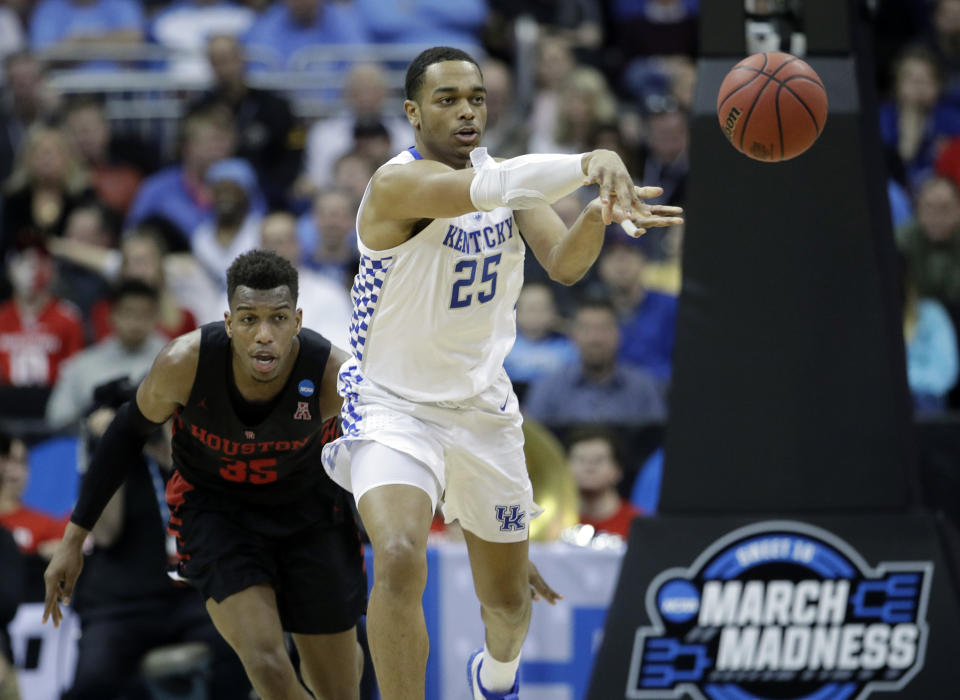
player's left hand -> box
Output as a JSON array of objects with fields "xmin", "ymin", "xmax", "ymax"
[
  {"xmin": 529, "ymin": 561, "xmax": 562, "ymax": 605},
  {"xmin": 588, "ymin": 187, "xmax": 684, "ymax": 238}
]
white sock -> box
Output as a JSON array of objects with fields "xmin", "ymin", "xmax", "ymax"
[{"xmin": 479, "ymin": 643, "xmax": 520, "ymax": 693}]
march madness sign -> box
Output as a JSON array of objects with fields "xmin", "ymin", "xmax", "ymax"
[{"xmin": 626, "ymin": 521, "xmax": 933, "ymax": 700}]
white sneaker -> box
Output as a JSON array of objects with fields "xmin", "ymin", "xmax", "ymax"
[{"xmin": 467, "ymin": 649, "xmax": 519, "ymax": 700}]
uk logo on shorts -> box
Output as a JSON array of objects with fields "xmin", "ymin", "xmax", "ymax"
[
  {"xmin": 626, "ymin": 521, "xmax": 932, "ymax": 700},
  {"xmin": 293, "ymin": 401, "xmax": 312, "ymax": 421},
  {"xmin": 298, "ymin": 380, "xmax": 315, "ymax": 397},
  {"xmin": 495, "ymin": 505, "xmax": 526, "ymax": 532}
]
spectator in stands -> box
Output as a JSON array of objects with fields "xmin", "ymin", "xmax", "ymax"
[
  {"xmin": 331, "ymin": 148, "xmax": 377, "ymax": 206},
  {"xmin": 1, "ymin": 123, "xmax": 96, "ymax": 254},
  {"xmin": 529, "ymin": 35, "xmax": 577, "ymax": 154},
  {"xmin": 0, "ymin": 238, "xmax": 85, "ymax": 390},
  {"xmin": 530, "ymin": 66, "xmax": 618, "ymax": 154},
  {"xmin": 0, "ymin": 51, "xmax": 60, "ymax": 182},
  {"xmin": 242, "ymin": 0, "xmax": 370, "ymax": 71},
  {"xmin": 303, "ymin": 186, "xmax": 360, "ymax": 288},
  {"xmin": 150, "ymin": 1, "xmax": 255, "ymax": 81},
  {"xmin": 351, "ymin": 117, "xmax": 394, "ymax": 171},
  {"xmin": 591, "ymin": 234, "xmax": 677, "ymax": 385},
  {"xmin": 901, "ymin": 255, "xmax": 959, "ymax": 413},
  {"xmin": 0, "ymin": 5, "xmax": 24, "ymax": 65},
  {"xmin": 0, "ymin": 435, "xmax": 64, "ymax": 557},
  {"xmin": 523, "ymin": 297, "xmax": 666, "ymax": 425},
  {"xmin": 194, "ymin": 34, "xmax": 304, "ymax": 209},
  {"xmin": 63, "ymin": 96, "xmax": 157, "ymax": 218},
  {"xmin": 609, "ymin": 0, "xmax": 698, "ymax": 61},
  {"xmin": 303, "ymin": 62, "xmax": 412, "ymax": 192},
  {"xmin": 54, "ymin": 203, "xmax": 113, "ymax": 328},
  {"xmin": 64, "ymin": 379, "xmax": 250, "ymax": 700},
  {"xmin": 897, "ymin": 176, "xmax": 960, "ymax": 307},
  {"xmin": 28, "ymin": 0, "xmax": 145, "ymax": 53},
  {"xmin": 126, "ymin": 104, "xmax": 237, "ymax": 251},
  {"xmin": 191, "ymin": 158, "xmax": 263, "ymax": 289},
  {"xmin": 925, "ymin": 0, "xmax": 960, "ymax": 102},
  {"xmin": 636, "ymin": 107, "xmax": 688, "ymax": 208},
  {"xmin": 356, "ymin": 0, "xmax": 486, "ymax": 55},
  {"xmin": 879, "ymin": 46, "xmax": 960, "ymax": 191},
  {"xmin": 49, "ymin": 225, "xmax": 213, "ymax": 334},
  {"xmin": 260, "ymin": 211, "xmax": 353, "ymax": 348},
  {"xmin": 46, "ymin": 279, "xmax": 166, "ymax": 431},
  {"xmin": 504, "ymin": 282, "xmax": 577, "ymax": 400},
  {"xmin": 113, "ymin": 228, "xmax": 209, "ymax": 330},
  {"xmin": 485, "ymin": 0, "xmax": 603, "ymax": 63},
  {"xmin": 479, "ymin": 59, "xmax": 528, "ymax": 158},
  {"xmin": 565, "ymin": 426, "xmax": 640, "ymax": 539}
]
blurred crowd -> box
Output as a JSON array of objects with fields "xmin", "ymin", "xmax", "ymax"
[{"xmin": 0, "ymin": 0, "xmax": 959, "ymax": 696}]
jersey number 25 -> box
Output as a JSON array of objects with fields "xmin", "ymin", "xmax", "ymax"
[{"xmin": 450, "ymin": 254, "xmax": 501, "ymax": 309}]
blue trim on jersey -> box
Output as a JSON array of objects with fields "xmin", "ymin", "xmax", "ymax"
[
  {"xmin": 348, "ymin": 254, "xmax": 393, "ymax": 362},
  {"xmin": 408, "ymin": 146, "xmax": 423, "ymax": 160}
]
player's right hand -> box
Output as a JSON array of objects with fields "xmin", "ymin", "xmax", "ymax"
[{"xmin": 42, "ymin": 539, "xmax": 84, "ymax": 627}]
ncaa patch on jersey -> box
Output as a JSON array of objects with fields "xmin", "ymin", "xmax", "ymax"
[
  {"xmin": 626, "ymin": 520, "xmax": 932, "ymax": 700},
  {"xmin": 298, "ymin": 379, "xmax": 315, "ymax": 397}
]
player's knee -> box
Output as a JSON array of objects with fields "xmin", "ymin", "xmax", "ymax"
[
  {"xmin": 480, "ymin": 587, "xmax": 531, "ymax": 624},
  {"xmin": 236, "ymin": 643, "xmax": 293, "ymax": 689},
  {"xmin": 372, "ymin": 536, "xmax": 428, "ymax": 597}
]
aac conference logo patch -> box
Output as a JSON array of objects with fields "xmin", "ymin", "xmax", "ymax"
[{"xmin": 626, "ymin": 521, "xmax": 932, "ymax": 700}]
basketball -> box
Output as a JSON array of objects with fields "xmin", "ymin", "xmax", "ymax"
[{"xmin": 716, "ymin": 51, "xmax": 828, "ymax": 162}]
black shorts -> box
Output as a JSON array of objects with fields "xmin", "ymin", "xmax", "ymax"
[{"xmin": 166, "ymin": 470, "xmax": 366, "ymax": 635}]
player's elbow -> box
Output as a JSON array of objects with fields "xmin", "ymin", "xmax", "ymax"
[{"xmin": 548, "ymin": 266, "xmax": 585, "ymax": 286}]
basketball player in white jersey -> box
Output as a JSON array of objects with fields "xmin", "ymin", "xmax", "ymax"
[{"xmin": 321, "ymin": 46, "xmax": 684, "ymax": 700}]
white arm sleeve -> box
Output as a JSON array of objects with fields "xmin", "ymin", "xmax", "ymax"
[{"xmin": 469, "ymin": 147, "xmax": 586, "ymax": 212}]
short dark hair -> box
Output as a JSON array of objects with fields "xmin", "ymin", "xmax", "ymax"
[
  {"xmin": 226, "ymin": 250, "xmax": 298, "ymax": 305},
  {"xmin": 63, "ymin": 94, "xmax": 107, "ymax": 118},
  {"xmin": 565, "ymin": 425, "xmax": 624, "ymax": 469},
  {"xmin": 0, "ymin": 429, "xmax": 11, "ymax": 458},
  {"xmin": 405, "ymin": 46, "xmax": 481, "ymax": 102},
  {"xmin": 575, "ymin": 295, "xmax": 618, "ymax": 319},
  {"xmin": 111, "ymin": 277, "xmax": 159, "ymax": 305}
]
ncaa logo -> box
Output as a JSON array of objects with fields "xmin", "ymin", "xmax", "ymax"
[
  {"xmin": 627, "ymin": 521, "xmax": 932, "ymax": 700},
  {"xmin": 298, "ymin": 379, "xmax": 315, "ymax": 397}
]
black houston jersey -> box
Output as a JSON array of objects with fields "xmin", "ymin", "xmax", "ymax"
[{"xmin": 171, "ymin": 323, "xmax": 340, "ymax": 505}]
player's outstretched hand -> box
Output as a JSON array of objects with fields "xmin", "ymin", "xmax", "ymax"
[
  {"xmin": 585, "ymin": 186, "xmax": 684, "ymax": 238},
  {"xmin": 583, "ymin": 149, "xmax": 656, "ymax": 225},
  {"xmin": 529, "ymin": 560, "xmax": 563, "ymax": 605},
  {"xmin": 42, "ymin": 537, "xmax": 84, "ymax": 627}
]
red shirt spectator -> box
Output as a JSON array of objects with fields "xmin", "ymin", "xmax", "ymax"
[
  {"xmin": 0, "ymin": 506, "xmax": 65, "ymax": 555},
  {"xmin": 0, "ymin": 435, "xmax": 65, "ymax": 556},
  {"xmin": 566, "ymin": 426, "xmax": 643, "ymax": 540},
  {"xmin": 580, "ymin": 501, "xmax": 640, "ymax": 539},
  {"xmin": 88, "ymin": 297, "xmax": 196, "ymax": 342},
  {"xmin": 0, "ymin": 239, "xmax": 84, "ymax": 386},
  {"xmin": 0, "ymin": 299, "xmax": 84, "ymax": 386}
]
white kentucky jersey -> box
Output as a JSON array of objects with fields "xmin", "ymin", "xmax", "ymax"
[{"xmin": 347, "ymin": 147, "xmax": 525, "ymax": 402}]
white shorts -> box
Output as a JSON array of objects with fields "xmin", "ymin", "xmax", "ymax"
[{"xmin": 321, "ymin": 359, "xmax": 541, "ymax": 543}]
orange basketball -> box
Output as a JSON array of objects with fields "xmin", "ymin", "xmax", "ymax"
[{"xmin": 716, "ymin": 51, "xmax": 828, "ymax": 162}]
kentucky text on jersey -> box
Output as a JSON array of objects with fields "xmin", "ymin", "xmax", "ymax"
[
  {"xmin": 187, "ymin": 423, "xmax": 311, "ymax": 455},
  {"xmin": 441, "ymin": 217, "xmax": 515, "ymax": 254}
]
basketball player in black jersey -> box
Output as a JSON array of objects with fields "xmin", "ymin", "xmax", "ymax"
[{"xmin": 42, "ymin": 250, "xmax": 365, "ymax": 700}]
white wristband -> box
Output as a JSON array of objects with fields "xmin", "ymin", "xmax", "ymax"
[{"xmin": 469, "ymin": 148, "xmax": 586, "ymax": 212}]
